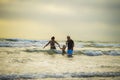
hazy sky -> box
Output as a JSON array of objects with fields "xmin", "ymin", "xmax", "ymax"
[{"xmin": 0, "ymin": 0, "xmax": 120, "ymax": 41}]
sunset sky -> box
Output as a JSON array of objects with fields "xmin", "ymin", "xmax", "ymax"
[{"xmin": 0, "ymin": 0, "xmax": 120, "ymax": 41}]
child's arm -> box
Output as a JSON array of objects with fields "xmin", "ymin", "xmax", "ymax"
[{"xmin": 59, "ymin": 47, "xmax": 62, "ymax": 49}]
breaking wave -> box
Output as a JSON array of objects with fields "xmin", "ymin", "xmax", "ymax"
[
  {"xmin": 0, "ymin": 38, "xmax": 120, "ymax": 56},
  {"xmin": 0, "ymin": 72, "xmax": 120, "ymax": 79},
  {"xmin": 23, "ymin": 49, "xmax": 120, "ymax": 56}
]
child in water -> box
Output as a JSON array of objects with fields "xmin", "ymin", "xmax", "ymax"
[{"xmin": 60, "ymin": 45, "xmax": 66, "ymax": 55}]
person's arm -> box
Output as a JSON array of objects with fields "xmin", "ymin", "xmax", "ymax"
[
  {"xmin": 55, "ymin": 41, "xmax": 61, "ymax": 49},
  {"xmin": 43, "ymin": 41, "xmax": 50, "ymax": 48},
  {"xmin": 71, "ymin": 40, "xmax": 74, "ymax": 50},
  {"xmin": 72, "ymin": 40, "xmax": 74, "ymax": 47},
  {"xmin": 66, "ymin": 41, "xmax": 68, "ymax": 46}
]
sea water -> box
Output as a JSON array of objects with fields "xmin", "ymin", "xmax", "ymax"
[{"xmin": 0, "ymin": 38, "xmax": 120, "ymax": 56}]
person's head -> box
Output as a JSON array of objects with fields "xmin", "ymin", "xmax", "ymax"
[
  {"xmin": 63, "ymin": 45, "xmax": 66, "ymax": 49},
  {"xmin": 67, "ymin": 36, "xmax": 71, "ymax": 40},
  {"xmin": 51, "ymin": 36, "xmax": 55, "ymax": 40}
]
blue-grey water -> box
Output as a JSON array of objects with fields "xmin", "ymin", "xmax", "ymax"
[{"xmin": 0, "ymin": 38, "xmax": 120, "ymax": 56}]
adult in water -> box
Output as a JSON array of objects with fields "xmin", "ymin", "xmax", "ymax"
[
  {"xmin": 66, "ymin": 36, "xmax": 74, "ymax": 57},
  {"xmin": 43, "ymin": 36, "xmax": 60, "ymax": 49}
]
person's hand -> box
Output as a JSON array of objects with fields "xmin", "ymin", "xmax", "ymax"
[
  {"xmin": 43, "ymin": 46, "xmax": 45, "ymax": 49},
  {"xmin": 60, "ymin": 48, "xmax": 62, "ymax": 49},
  {"xmin": 59, "ymin": 46, "xmax": 61, "ymax": 49}
]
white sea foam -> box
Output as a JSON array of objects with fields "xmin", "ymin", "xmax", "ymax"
[
  {"xmin": 93, "ymin": 43, "xmax": 120, "ymax": 47},
  {"xmin": 103, "ymin": 50, "xmax": 120, "ymax": 56},
  {"xmin": 0, "ymin": 39, "xmax": 120, "ymax": 56},
  {"xmin": 81, "ymin": 50, "xmax": 103, "ymax": 56}
]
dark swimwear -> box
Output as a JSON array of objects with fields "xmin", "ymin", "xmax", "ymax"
[
  {"xmin": 66, "ymin": 39, "xmax": 74, "ymax": 57},
  {"xmin": 49, "ymin": 41, "xmax": 56, "ymax": 49},
  {"xmin": 66, "ymin": 39, "xmax": 74, "ymax": 50}
]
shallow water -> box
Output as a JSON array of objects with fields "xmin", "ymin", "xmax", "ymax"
[
  {"xmin": 0, "ymin": 39, "xmax": 120, "ymax": 79},
  {"xmin": 0, "ymin": 38, "xmax": 120, "ymax": 56}
]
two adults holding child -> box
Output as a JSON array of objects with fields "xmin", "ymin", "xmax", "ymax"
[{"xmin": 43, "ymin": 36, "xmax": 74, "ymax": 57}]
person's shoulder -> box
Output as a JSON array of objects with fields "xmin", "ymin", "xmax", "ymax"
[
  {"xmin": 49, "ymin": 40, "xmax": 52, "ymax": 42},
  {"xmin": 54, "ymin": 40, "xmax": 58, "ymax": 43},
  {"xmin": 71, "ymin": 39, "xmax": 74, "ymax": 42}
]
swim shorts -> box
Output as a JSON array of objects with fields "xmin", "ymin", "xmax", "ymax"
[{"xmin": 67, "ymin": 49, "xmax": 73, "ymax": 55}]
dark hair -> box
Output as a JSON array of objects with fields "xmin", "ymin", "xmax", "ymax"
[
  {"xmin": 67, "ymin": 36, "xmax": 70, "ymax": 38},
  {"xmin": 51, "ymin": 36, "xmax": 55, "ymax": 40}
]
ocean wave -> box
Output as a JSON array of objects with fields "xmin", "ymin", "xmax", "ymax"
[
  {"xmin": 0, "ymin": 39, "xmax": 47, "ymax": 47},
  {"xmin": 22, "ymin": 48, "xmax": 120, "ymax": 56},
  {"xmin": 103, "ymin": 50, "xmax": 120, "ymax": 56},
  {"xmin": 75, "ymin": 50, "xmax": 120, "ymax": 56},
  {"xmin": 0, "ymin": 72, "xmax": 120, "ymax": 79},
  {"xmin": 0, "ymin": 39, "xmax": 120, "ymax": 48},
  {"xmin": 81, "ymin": 50, "xmax": 103, "ymax": 56},
  {"xmin": 92, "ymin": 43, "xmax": 120, "ymax": 48}
]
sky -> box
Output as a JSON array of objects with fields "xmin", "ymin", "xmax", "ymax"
[{"xmin": 0, "ymin": 0, "xmax": 120, "ymax": 41}]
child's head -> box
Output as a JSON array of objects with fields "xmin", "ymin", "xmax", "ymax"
[
  {"xmin": 62, "ymin": 45, "xmax": 66, "ymax": 54},
  {"xmin": 62, "ymin": 45, "xmax": 66, "ymax": 49}
]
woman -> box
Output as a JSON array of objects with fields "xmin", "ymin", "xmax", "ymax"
[{"xmin": 43, "ymin": 36, "xmax": 60, "ymax": 49}]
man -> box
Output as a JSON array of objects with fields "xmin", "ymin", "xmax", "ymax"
[
  {"xmin": 43, "ymin": 36, "xmax": 60, "ymax": 49},
  {"xmin": 66, "ymin": 36, "xmax": 74, "ymax": 57}
]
